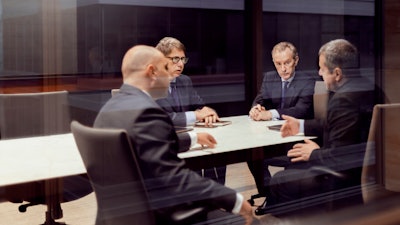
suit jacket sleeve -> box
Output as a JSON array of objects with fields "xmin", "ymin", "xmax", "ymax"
[
  {"xmin": 253, "ymin": 71, "xmax": 315, "ymax": 119},
  {"xmin": 132, "ymin": 108, "xmax": 237, "ymax": 212},
  {"xmin": 306, "ymin": 89, "xmax": 372, "ymax": 172},
  {"xmin": 155, "ymin": 75, "xmax": 205, "ymax": 127}
]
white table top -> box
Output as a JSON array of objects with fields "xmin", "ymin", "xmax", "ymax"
[
  {"xmin": 179, "ymin": 115, "xmax": 310, "ymax": 159},
  {"xmin": 0, "ymin": 133, "xmax": 84, "ymax": 186},
  {"xmin": 0, "ymin": 115, "xmax": 311, "ymax": 186}
]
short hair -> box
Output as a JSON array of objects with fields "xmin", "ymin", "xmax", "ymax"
[
  {"xmin": 271, "ymin": 41, "xmax": 298, "ymax": 60},
  {"xmin": 319, "ymin": 39, "xmax": 359, "ymax": 73},
  {"xmin": 155, "ymin": 37, "xmax": 186, "ymax": 56}
]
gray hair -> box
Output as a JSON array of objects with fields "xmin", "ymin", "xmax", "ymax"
[
  {"xmin": 155, "ymin": 37, "xmax": 186, "ymax": 56},
  {"xmin": 319, "ymin": 39, "xmax": 358, "ymax": 73},
  {"xmin": 271, "ymin": 41, "xmax": 298, "ymax": 59}
]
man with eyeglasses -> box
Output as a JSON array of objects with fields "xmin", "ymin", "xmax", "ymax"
[
  {"xmin": 156, "ymin": 37, "xmax": 219, "ymax": 127},
  {"xmin": 247, "ymin": 41, "xmax": 316, "ymax": 214},
  {"xmin": 155, "ymin": 37, "xmax": 226, "ymax": 185}
]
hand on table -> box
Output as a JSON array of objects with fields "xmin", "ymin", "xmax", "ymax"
[
  {"xmin": 195, "ymin": 106, "xmax": 219, "ymax": 126},
  {"xmin": 249, "ymin": 104, "xmax": 272, "ymax": 121},
  {"xmin": 196, "ymin": 132, "xmax": 217, "ymax": 148}
]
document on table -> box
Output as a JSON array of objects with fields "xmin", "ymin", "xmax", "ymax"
[{"xmin": 194, "ymin": 120, "xmax": 232, "ymax": 128}]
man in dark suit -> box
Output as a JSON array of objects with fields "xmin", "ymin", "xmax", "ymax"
[
  {"xmin": 155, "ymin": 37, "xmax": 219, "ymax": 127},
  {"xmin": 155, "ymin": 37, "xmax": 226, "ymax": 185},
  {"xmin": 249, "ymin": 41, "xmax": 315, "ymax": 121},
  {"xmin": 247, "ymin": 42, "xmax": 315, "ymax": 213},
  {"xmin": 93, "ymin": 45, "xmax": 254, "ymax": 224},
  {"xmin": 257, "ymin": 39, "xmax": 374, "ymax": 215}
]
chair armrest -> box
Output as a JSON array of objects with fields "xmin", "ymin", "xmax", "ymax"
[{"xmin": 310, "ymin": 166, "xmax": 346, "ymax": 179}]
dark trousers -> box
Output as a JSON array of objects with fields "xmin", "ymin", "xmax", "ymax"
[
  {"xmin": 196, "ymin": 166, "xmax": 226, "ymax": 185},
  {"xmin": 247, "ymin": 144, "xmax": 292, "ymax": 195}
]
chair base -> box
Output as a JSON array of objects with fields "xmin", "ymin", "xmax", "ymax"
[
  {"xmin": 42, "ymin": 211, "xmax": 66, "ymax": 225},
  {"xmin": 247, "ymin": 193, "xmax": 265, "ymax": 206}
]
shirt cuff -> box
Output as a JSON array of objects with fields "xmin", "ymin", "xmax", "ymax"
[
  {"xmin": 231, "ymin": 193, "xmax": 244, "ymax": 214},
  {"xmin": 185, "ymin": 111, "xmax": 196, "ymax": 126},
  {"xmin": 299, "ymin": 119, "xmax": 305, "ymax": 133},
  {"xmin": 269, "ymin": 109, "xmax": 279, "ymax": 120},
  {"xmin": 188, "ymin": 131, "xmax": 197, "ymax": 147}
]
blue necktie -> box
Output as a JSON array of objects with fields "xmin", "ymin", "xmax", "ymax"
[{"xmin": 281, "ymin": 81, "xmax": 289, "ymax": 109}]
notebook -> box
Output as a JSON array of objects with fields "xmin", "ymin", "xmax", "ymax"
[
  {"xmin": 194, "ymin": 120, "xmax": 232, "ymax": 128},
  {"xmin": 267, "ymin": 124, "xmax": 282, "ymax": 131}
]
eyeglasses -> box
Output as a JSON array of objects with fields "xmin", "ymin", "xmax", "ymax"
[{"xmin": 167, "ymin": 56, "xmax": 189, "ymax": 64}]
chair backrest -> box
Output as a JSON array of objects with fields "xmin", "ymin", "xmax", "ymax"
[
  {"xmin": 70, "ymin": 121, "xmax": 155, "ymax": 225},
  {"xmin": 0, "ymin": 91, "xmax": 70, "ymax": 139},
  {"xmin": 111, "ymin": 89, "xmax": 120, "ymax": 97},
  {"xmin": 361, "ymin": 103, "xmax": 400, "ymax": 203},
  {"xmin": 313, "ymin": 80, "xmax": 328, "ymax": 120}
]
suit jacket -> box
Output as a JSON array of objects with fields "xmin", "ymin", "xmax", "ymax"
[
  {"xmin": 156, "ymin": 74, "xmax": 204, "ymax": 126},
  {"xmin": 253, "ymin": 71, "xmax": 315, "ymax": 119},
  {"xmin": 93, "ymin": 84, "xmax": 237, "ymax": 221},
  {"xmin": 266, "ymin": 75, "xmax": 375, "ymax": 206},
  {"xmin": 304, "ymin": 75, "xmax": 375, "ymax": 179}
]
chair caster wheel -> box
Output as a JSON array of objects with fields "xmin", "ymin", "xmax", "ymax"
[
  {"xmin": 18, "ymin": 205, "xmax": 28, "ymax": 212},
  {"xmin": 248, "ymin": 199, "xmax": 255, "ymax": 206}
]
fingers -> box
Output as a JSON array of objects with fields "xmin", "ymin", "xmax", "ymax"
[
  {"xmin": 197, "ymin": 132, "xmax": 217, "ymax": 148},
  {"xmin": 197, "ymin": 107, "xmax": 219, "ymax": 123},
  {"xmin": 204, "ymin": 114, "xmax": 218, "ymax": 125},
  {"xmin": 249, "ymin": 105, "xmax": 271, "ymax": 121}
]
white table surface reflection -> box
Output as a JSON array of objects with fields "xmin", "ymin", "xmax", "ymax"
[
  {"xmin": 179, "ymin": 115, "xmax": 310, "ymax": 159},
  {"xmin": 0, "ymin": 115, "xmax": 312, "ymax": 186}
]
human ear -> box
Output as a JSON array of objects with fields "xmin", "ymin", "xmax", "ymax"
[
  {"xmin": 294, "ymin": 56, "xmax": 299, "ymax": 66},
  {"xmin": 146, "ymin": 64, "xmax": 157, "ymax": 80},
  {"xmin": 334, "ymin": 67, "xmax": 343, "ymax": 81}
]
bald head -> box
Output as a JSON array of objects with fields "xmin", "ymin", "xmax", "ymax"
[
  {"xmin": 121, "ymin": 45, "xmax": 164, "ymax": 80},
  {"xmin": 120, "ymin": 45, "xmax": 171, "ymax": 99}
]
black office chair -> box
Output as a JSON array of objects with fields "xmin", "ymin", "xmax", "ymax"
[
  {"xmin": 0, "ymin": 91, "xmax": 92, "ymax": 225},
  {"xmin": 71, "ymin": 121, "xmax": 207, "ymax": 225}
]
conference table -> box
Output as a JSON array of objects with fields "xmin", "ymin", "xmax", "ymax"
[
  {"xmin": 179, "ymin": 115, "xmax": 312, "ymax": 170},
  {"xmin": 0, "ymin": 115, "xmax": 312, "ymax": 187}
]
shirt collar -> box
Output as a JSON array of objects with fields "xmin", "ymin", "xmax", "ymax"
[{"xmin": 281, "ymin": 72, "xmax": 295, "ymax": 83}]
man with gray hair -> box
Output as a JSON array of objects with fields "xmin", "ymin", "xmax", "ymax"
[{"xmin": 257, "ymin": 39, "xmax": 374, "ymax": 215}]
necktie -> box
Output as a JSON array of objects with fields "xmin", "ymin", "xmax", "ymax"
[
  {"xmin": 281, "ymin": 81, "xmax": 289, "ymax": 109},
  {"xmin": 170, "ymin": 82, "xmax": 181, "ymax": 111}
]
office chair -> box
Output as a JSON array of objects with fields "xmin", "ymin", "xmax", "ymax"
[
  {"xmin": 313, "ymin": 80, "xmax": 328, "ymax": 120},
  {"xmin": 0, "ymin": 91, "xmax": 92, "ymax": 225},
  {"xmin": 361, "ymin": 103, "xmax": 400, "ymax": 203},
  {"xmin": 111, "ymin": 88, "xmax": 120, "ymax": 97},
  {"xmin": 71, "ymin": 121, "xmax": 207, "ymax": 225},
  {"xmin": 265, "ymin": 103, "xmax": 400, "ymax": 216}
]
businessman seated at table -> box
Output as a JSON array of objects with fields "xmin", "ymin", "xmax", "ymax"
[
  {"xmin": 256, "ymin": 39, "xmax": 374, "ymax": 215},
  {"xmin": 155, "ymin": 36, "xmax": 226, "ymax": 185},
  {"xmin": 93, "ymin": 45, "xmax": 254, "ymax": 224},
  {"xmin": 247, "ymin": 41, "xmax": 316, "ymax": 212}
]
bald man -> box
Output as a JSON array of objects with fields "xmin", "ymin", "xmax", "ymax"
[{"xmin": 93, "ymin": 45, "xmax": 254, "ymax": 224}]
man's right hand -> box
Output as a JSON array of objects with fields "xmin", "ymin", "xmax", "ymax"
[
  {"xmin": 195, "ymin": 106, "xmax": 219, "ymax": 126},
  {"xmin": 239, "ymin": 200, "xmax": 254, "ymax": 225},
  {"xmin": 196, "ymin": 132, "xmax": 217, "ymax": 148},
  {"xmin": 281, "ymin": 114, "xmax": 300, "ymax": 137}
]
